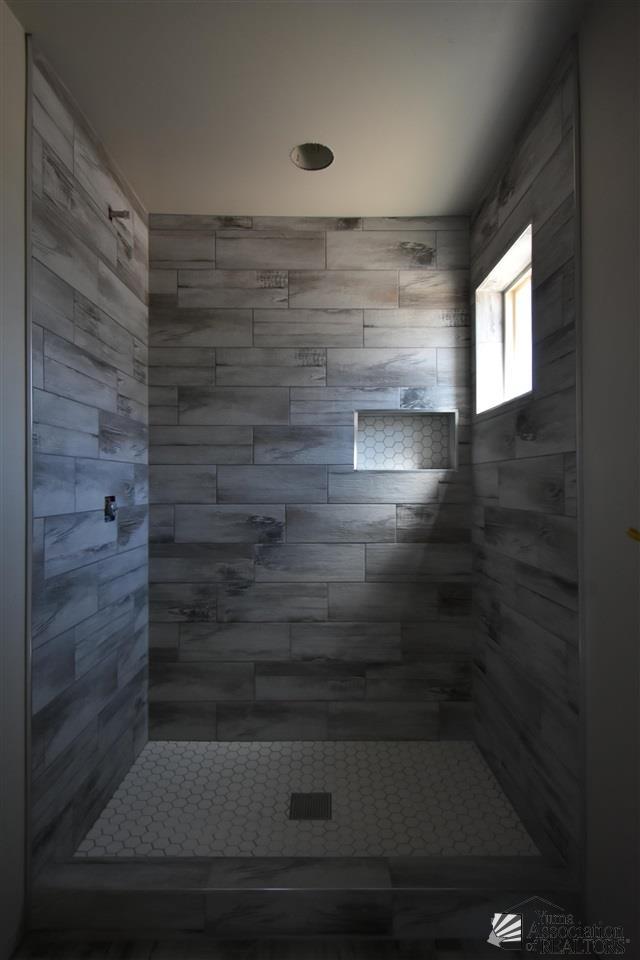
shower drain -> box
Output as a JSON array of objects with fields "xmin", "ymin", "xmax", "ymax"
[{"xmin": 289, "ymin": 792, "xmax": 332, "ymax": 820}]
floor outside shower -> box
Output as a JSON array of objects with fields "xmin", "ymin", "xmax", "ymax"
[{"xmin": 75, "ymin": 740, "xmax": 538, "ymax": 859}]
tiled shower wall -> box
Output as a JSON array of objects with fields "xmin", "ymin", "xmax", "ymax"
[
  {"xmin": 148, "ymin": 215, "xmax": 472, "ymax": 740},
  {"xmin": 471, "ymin": 47, "xmax": 579, "ymax": 865},
  {"xmin": 30, "ymin": 51, "xmax": 148, "ymax": 871}
]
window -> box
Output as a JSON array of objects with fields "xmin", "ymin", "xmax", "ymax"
[{"xmin": 475, "ymin": 225, "xmax": 532, "ymax": 414}]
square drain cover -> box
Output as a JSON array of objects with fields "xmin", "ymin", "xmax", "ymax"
[{"xmin": 289, "ymin": 792, "xmax": 332, "ymax": 820}]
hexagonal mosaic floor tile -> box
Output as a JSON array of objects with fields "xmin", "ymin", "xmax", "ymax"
[{"xmin": 75, "ymin": 740, "xmax": 538, "ymax": 858}]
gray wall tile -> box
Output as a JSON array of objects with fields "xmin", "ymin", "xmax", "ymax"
[
  {"xmin": 290, "ymin": 386, "xmax": 399, "ymax": 425},
  {"xmin": 327, "ymin": 348, "xmax": 437, "ymax": 386},
  {"xmin": 179, "ymin": 623, "xmax": 290, "ymax": 661},
  {"xmin": 174, "ymin": 504, "xmax": 285, "ymax": 543},
  {"xmin": 328, "ymin": 582, "xmax": 439, "ymax": 621},
  {"xmin": 254, "ymin": 309, "xmax": 363, "ymax": 347},
  {"xmin": 328, "ymin": 466, "xmax": 442, "ymax": 503},
  {"xmin": 289, "ymin": 270, "xmax": 398, "ymax": 308},
  {"xmin": 218, "ymin": 582, "xmax": 328, "ymax": 622},
  {"xmin": 33, "ymin": 453, "xmax": 75, "ymax": 518},
  {"xmin": 327, "ymin": 230, "xmax": 435, "ymax": 269},
  {"xmin": 365, "ymin": 544, "xmax": 472, "ymax": 582},
  {"xmin": 179, "ymin": 269, "xmax": 288, "ymax": 308},
  {"xmin": 44, "ymin": 509, "xmax": 118, "ymax": 578},
  {"xmin": 290, "ymin": 622, "xmax": 402, "ymax": 662},
  {"xmin": 149, "ymin": 543, "xmax": 253, "ymax": 582},
  {"xmin": 150, "ymin": 581, "xmax": 217, "ymax": 622},
  {"xmin": 470, "ymin": 51, "xmax": 579, "ymax": 866},
  {"xmin": 146, "ymin": 210, "xmax": 470, "ymax": 740},
  {"xmin": 255, "ymin": 662, "xmax": 365, "ymax": 701},
  {"xmin": 255, "ymin": 544, "xmax": 365, "ymax": 582},
  {"xmin": 179, "ymin": 386, "xmax": 289, "ymax": 425},
  {"xmin": 286, "ymin": 504, "xmax": 396, "ymax": 542},
  {"xmin": 399, "ymin": 269, "xmax": 469, "ymax": 308},
  {"xmin": 149, "ymin": 464, "xmax": 216, "ymax": 503},
  {"xmin": 218, "ymin": 465, "xmax": 327, "ymax": 503},
  {"xmin": 364, "ymin": 307, "xmax": 469, "ymax": 348},
  {"xmin": 150, "ymin": 307, "xmax": 252, "ymax": 347},
  {"xmin": 327, "ymin": 702, "xmax": 440, "ymax": 739},
  {"xmin": 216, "ymin": 702, "xmax": 328, "ymax": 740},
  {"xmin": 216, "ymin": 348, "xmax": 325, "ymax": 387},
  {"xmin": 149, "ymin": 662, "xmax": 254, "ymax": 701},
  {"xmin": 29, "ymin": 54, "xmax": 149, "ymax": 874},
  {"xmin": 254, "ymin": 426, "xmax": 352, "ymax": 464},
  {"xmin": 216, "ymin": 233, "xmax": 324, "ymax": 269}
]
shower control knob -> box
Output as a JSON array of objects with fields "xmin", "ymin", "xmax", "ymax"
[{"xmin": 104, "ymin": 495, "xmax": 118, "ymax": 522}]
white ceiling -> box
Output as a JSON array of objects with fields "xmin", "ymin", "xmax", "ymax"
[{"xmin": 10, "ymin": 0, "xmax": 586, "ymax": 216}]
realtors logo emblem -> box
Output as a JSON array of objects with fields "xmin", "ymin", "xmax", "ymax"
[{"xmin": 487, "ymin": 912, "xmax": 522, "ymax": 949}]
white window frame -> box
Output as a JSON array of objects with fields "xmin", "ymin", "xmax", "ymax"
[{"xmin": 475, "ymin": 225, "xmax": 533, "ymax": 414}]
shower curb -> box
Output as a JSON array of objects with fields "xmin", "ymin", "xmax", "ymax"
[{"xmin": 29, "ymin": 855, "xmax": 579, "ymax": 939}]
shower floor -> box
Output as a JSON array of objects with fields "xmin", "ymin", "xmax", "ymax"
[{"xmin": 75, "ymin": 740, "xmax": 538, "ymax": 859}]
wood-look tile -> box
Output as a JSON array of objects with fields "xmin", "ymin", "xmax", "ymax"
[
  {"xmin": 218, "ymin": 465, "xmax": 327, "ymax": 503},
  {"xmin": 364, "ymin": 216, "xmax": 468, "ymax": 231},
  {"xmin": 150, "ymin": 213, "xmax": 251, "ymax": 231},
  {"xmin": 216, "ymin": 233, "xmax": 324, "ymax": 269},
  {"xmin": 328, "ymin": 466, "xmax": 441, "ymax": 504},
  {"xmin": 178, "ymin": 386, "xmax": 289, "ymax": 425},
  {"xmin": 149, "ymin": 581, "xmax": 217, "ymax": 623},
  {"xmin": 218, "ymin": 582, "xmax": 327, "ymax": 622},
  {"xmin": 399, "ymin": 270, "xmax": 468, "ymax": 308},
  {"xmin": 253, "ymin": 309, "xmax": 363, "ymax": 347},
  {"xmin": 32, "ymin": 64, "xmax": 74, "ymax": 168},
  {"xmin": 252, "ymin": 215, "xmax": 362, "ymax": 232},
  {"xmin": 179, "ymin": 623, "xmax": 290, "ymax": 661},
  {"xmin": 150, "ymin": 307, "xmax": 253, "ymax": 347},
  {"xmin": 286, "ymin": 504, "xmax": 396, "ymax": 542},
  {"xmin": 99, "ymin": 410, "xmax": 148, "ymax": 462},
  {"xmin": 327, "ymin": 348, "xmax": 437, "ymax": 387},
  {"xmin": 327, "ymin": 231, "xmax": 435, "ymax": 269},
  {"xmin": 178, "ymin": 269, "xmax": 288, "ymax": 309},
  {"xmin": 33, "ymin": 453, "xmax": 76, "ymax": 518},
  {"xmin": 396, "ymin": 503, "xmax": 471, "ymax": 543},
  {"xmin": 149, "ymin": 543, "xmax": 253, "ymax": 582},
  {"xmin": 328, "ymin": 702, "xmax": 439, "ymax": 739},
  {"xmin": 216, "ymin": 347, "xmax": 325, "ymax": 387},
  {"xmin": 290, "ymin": 386, "xmax": 399, "ymax": 425},
  {"xmin": 43, "ymin": 356, "xmax": 118, "ymax": 413},
  {"xmin": 149, "ymin": 661, "xmax": 254, "ymax": 702},
  {"xmin": 328, "ymin": 582, "xmax": 439, "ymax": 621},
  {"xmin": 498, "ymin": 455, "xmax": 565, "ymax": 513},
  {"xmin": 32, "ymin": 259, "xmax": 74, "ymax": 340},
  {"xmin": 255, "ymin": 662, "xmax": 366, "ymax": 700},
  {"xmin": 290, "ymin": 622, "xmax": 402, "ymax": 662},
  {"xmin": 216, "ymin": 701, "xmax": 328, "ymax": 740},
  {"xmin": 364, "ymin": 308, "xmax": 469, "ymax": 348},
  {"xmin": 289, "ymin": 270, "xmax": 398, "ymax": 309},
  {"xmin": 149, "ymin": 230, "xmax": 215, "ymax": 266},
  {"xmin": 174, "ymin": 504, "xmax": 284, "ymax": 544},
  {"xmin": 33, "ymin": 422, "xmax": 99, "ymax": 459},
  {"xmin": 254, "ymin": 425, "xmax": 352, "ymax": 464},
  {"xmin": 255, "ymin": 543, "xmax": 365, "ymax": 582},
  {"xmin": 365, "ymin": 544, "xmax": 472, "ymax": 583},
  {"xmin": 44, "ymin": 509, "xmax": 118, "ymax": 578},
  {"xmin": 149, "ymin": 465, "xmax": 216, "ymax": 504}
]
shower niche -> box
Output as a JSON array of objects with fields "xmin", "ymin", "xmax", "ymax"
[{"xmin": 354, "ymin": 410, "xmax": 458, "ymax": 471}]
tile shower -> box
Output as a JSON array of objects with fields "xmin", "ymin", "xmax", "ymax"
[
  {"xmin": 26, "ymin": 39, "xmax": 580, "ymax": 939},
  {"xmin": 146, "ymin": 214, "xmax": 474, "ymax": 743}
]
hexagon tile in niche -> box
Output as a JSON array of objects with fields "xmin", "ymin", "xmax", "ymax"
[
  {"xmin": 356, "ymin": 412, "xmax": 454, "ymax": 470},
  {"xmin": 74, "ymin": 741, "xmax": 538, "ymax": 858}
]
